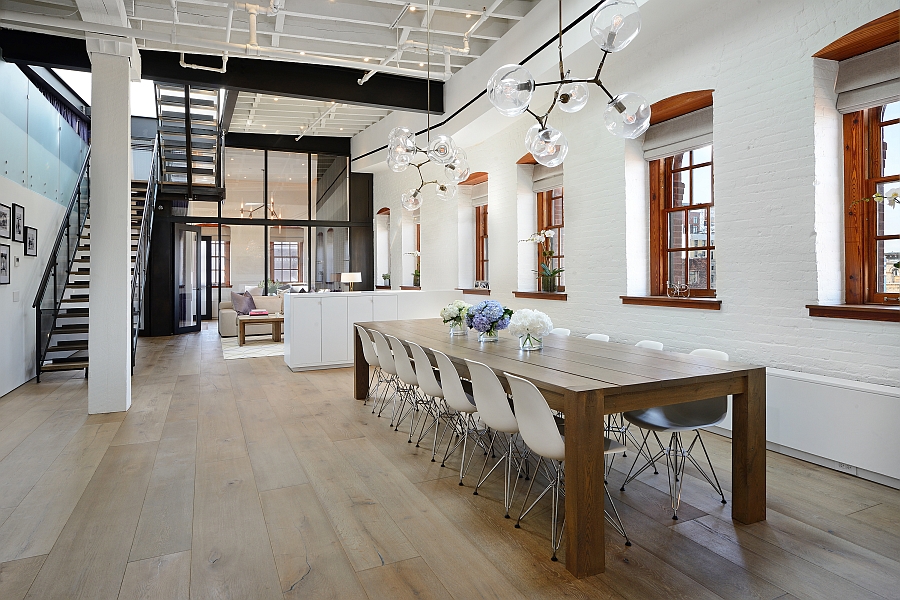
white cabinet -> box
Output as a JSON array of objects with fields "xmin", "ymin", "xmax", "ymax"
[
  {"xmin": 322, "ymin": 296, "xmax": 348, "ymax": 363},
  {"xmin": 347, "ymin": 295, "xmax": 374, "ymax": 351},
  {"xmin": 285, "ymin": 296, "xmax": 322, "ymax": 366},
  {"xmin": 373, "ymin": 294, "xmax": 398, "ymax": 321}
]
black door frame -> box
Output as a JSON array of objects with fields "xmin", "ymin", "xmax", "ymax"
[{"xmin": 174, "ymin": 224, "xmax": 202, "ymax": 334}]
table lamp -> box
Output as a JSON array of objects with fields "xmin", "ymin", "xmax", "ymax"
[{"xmin": 341, "ymin": 272, "xmax": 362, "ymax": 291}]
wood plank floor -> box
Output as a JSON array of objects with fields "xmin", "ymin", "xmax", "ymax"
[{"xmin": 0, "ymin": 326, "xmax": 897, "ymax": 599}]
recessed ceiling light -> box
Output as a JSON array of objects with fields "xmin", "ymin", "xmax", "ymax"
[
  {"xmin": 262, "ymin": 124, "xmax": 266, "ymax": 127},
  {"xmin": 419, "ymin": 62, "xmax": 424, "ymax": 67},
  {"xmin": 300, "ymin": 51, "xmax": 305, "ymax": 55},
  {"xmin": 466, "ymin": 13, "xmax": 472, "ymax": 18},
  {"xmin": 289, "ymin": 177, "xmax": 292, "ymax": 180},
  {"xmin": 274, "ymin": 97, "xmax": 278, "ymax": 101},
  {"xmin": 364, "ymin": 57, "xmax": 370, "ymax": 62},
  {"xmin": 230, "ymin": 157, "xmax": 234, "ymax": 160},
  {"xmin": 340, "ymin": 128, "xmax": 344, "ymax": 131},
  {"xmin": 409, "ymin": 6, "xmax": 415, "ymax": 11}
]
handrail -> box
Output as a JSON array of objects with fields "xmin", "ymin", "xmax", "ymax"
[
  {"xmin": 131, "ymin": 135, "xmax": 160, "ymax": 368},
  {"xmin": 32, "ymin": 150, "xmax": 91, "ymax": 309}
]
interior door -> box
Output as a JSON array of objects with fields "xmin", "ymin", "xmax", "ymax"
[
  {"xmin": 174, "ymin": 224, "xmax": 202, "ymax": 333},
  {"xmin": 200, "ymin": 235, "xmax": 212, "ymax": 320}
]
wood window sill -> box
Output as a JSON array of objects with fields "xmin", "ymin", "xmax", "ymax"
[
  {"xmin": 458, "ymin": 288, "xmax": 491, "ymax": 296},
  {"xmin": 806, "ymin": 304, "xmax": 899, "ymax": 322},
  {"xmin": 513, "ymin": 291, "xmax": 568, "ymax": 301},
  {"xmin": 376, "ymin": 285, "xmax": 391, "ymax": 290},
  {"xmin": 400, "ymin": 286, "xmax": 421, "ymax": 290},
  {"xmin": 620, "ymin": 295, "xmax": 721, "ymax": 310}
]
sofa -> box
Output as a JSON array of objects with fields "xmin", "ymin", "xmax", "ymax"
[{"xmin": 218, "ymin": 294, "xmax": 284, "ymax": 338}]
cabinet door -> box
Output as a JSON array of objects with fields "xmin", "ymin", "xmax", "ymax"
[
  {"xmin": 291, "ymin": 297, "xmax": 322, "ymax": 366},
  {"xmin": 373, "ymin": 294, "xmax": 398, "ymax": 321},
  {"xmin": 322, "ymin": 296, "xmax": 349, "ymax": 363},
  {"xmin": 347, "ymin": 295, "xmax": 374, "ymax": 353}
]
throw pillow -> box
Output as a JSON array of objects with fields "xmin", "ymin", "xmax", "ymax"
[{"xmin": 230, "ymin": 291, "xmax": 256, "ymax": 315}]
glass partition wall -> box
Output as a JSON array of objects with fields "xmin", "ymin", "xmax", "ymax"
[{"xmin": 184, "ymin": 146, "xmax": 353, "ymax": 306}]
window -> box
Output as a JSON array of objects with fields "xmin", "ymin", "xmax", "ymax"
[
  {"xmin": 271, "ymin": 241, "xmax": 300, "ymax": 283},
  {"xmin": 845, "ymin": 102, "xmax": 900, "ymax": 304},
  {"xmin": 475, "ymin": 204, "xmax": 489, "ymax": 282},
  {"xmin": 650, "ymin": 144, "xmax": 715, "ymax": 297},
  {"xmin": 537, "ymin": 187, "xmax": 564, "ymax": 292},
  {"xmin": 210, "ymin": 240, "xmax": 230, "ymax": 287}
]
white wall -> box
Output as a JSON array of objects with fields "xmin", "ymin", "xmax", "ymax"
[{"xmin": 0, "ymin": 177, "xmax": 67, "ymax": 397}]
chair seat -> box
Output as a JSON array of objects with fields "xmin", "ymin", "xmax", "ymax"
[{"xmin": 623, "ymin": 398, "xmax": 727, "ymax": 432}]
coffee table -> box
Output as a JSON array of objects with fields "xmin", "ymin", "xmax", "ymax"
[{"xmin": 237, "ymin": 314, "xmax": 284, "ymax": 346}]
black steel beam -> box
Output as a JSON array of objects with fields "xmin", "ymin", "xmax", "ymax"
[
  {"xmin": 225, "ymin": 132, "xmax": 350, "ymax": 156},
  {"xmin": 0, "ymin": 31, "xmax": 443, "ymax": 113}
]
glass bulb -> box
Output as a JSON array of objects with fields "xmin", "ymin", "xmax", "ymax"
[
  {"xmin": 529, "ymin": 127, "xmax": 568, "ymax": 167},
  {"xmin": 487, "ymin": 64, "xmax": 535, "ymax": 117},
  {"xmin": 436, "ymin": 182, "xmax": 458, "ymax": 201},
  {"xmin": 444, "ymin": 148, "xmax": 470, "ymax": 183},
  {"xmin": 426, "ymin": 135, "xmax": 458, "ymax": 164},
  {"xmin": 524, "ymin": 124, "xmax": 542, "ymax": 152},
  {"xmin": 389, "ymin": 127, "xmax": 415, "ymax": 147},
  {"xmin": 590, "ymin": 0, "xmax": 641, "ymax": 52},
  {"xmin": 558, "ymin": 82, "xmax": 589, "ymax": 113},
  {"xmin": 387, "ymin": 156, "xmax": 408, "ymax": 173},
  {"xmin": 401, "ymin": 188, "xmax": 423, "ymax": 211},
  {"xmin": 604, "ymin": 92, "xmax": 651, "ymax": 138}
]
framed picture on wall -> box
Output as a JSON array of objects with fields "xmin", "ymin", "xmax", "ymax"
[
  {"xmin": 0, "ymin": 244, "xmax": 9, "ymax": 284},
  {"xmin": 25, "ymin": 227, "xmax": 37, "ymax": 257},
  {"xmin": 0, "ymin": 204, "xmax": 10, "ymax": 239},
  {"xmin": 12, "ymin": 204, "xmax": 25, "ymax": 244}
]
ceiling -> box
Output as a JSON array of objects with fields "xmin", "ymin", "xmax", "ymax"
[{"xmin": 229, "ymin": 93, "xmax": 392, "ymax": 136}]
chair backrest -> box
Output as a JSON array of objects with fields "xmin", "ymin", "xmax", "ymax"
[
  {"xmin": 387, "ymin": 335, "xmax": 417, "ymax": 386},
  {"xmin": 465, "ymin": 359, "xmax": 518, "ymax": 433},
  {"xmin": 635, "ymin": 340, "xmax": 664, "ymax": 351},
  {"xmin": 370, "ymin": 330, "xmax": 397, "ymax": 376},
  {"xmin": 690, "ymin": 348, "xmax": 729, "ymax": 361},
  {"xmin": 409, "ymin": 342, "xmax": 442, "ymax": 398},
  {"xmin": 586, "ymin": 333, "xmax": 610, "ymax": 342},
  {"xmin": 432, "ymin": 349, "xmax": 474, "ymax": 413},
  {"xmin": 669, "ymin": 348, "xmax": 729, "ymax": 427},
  {"xmin": 355, "ymin": 325, "xmax": 379, "ymax": 367},
  {"xmin": 549, "ymin": 328, "xmax": 571, "ymax": 336},
  {"xmin": 505, "ymin": 372, "xmax": 565, "ymax": 461}
]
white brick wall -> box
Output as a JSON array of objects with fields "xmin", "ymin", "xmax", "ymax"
[{"xmin": 371, "ymin": 0, "xmax": 900, "ymax": 388}]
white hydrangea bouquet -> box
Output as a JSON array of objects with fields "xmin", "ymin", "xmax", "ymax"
[
  {"xmin": 440, "ymin": 299, "xmax": 472, "ymax": 336},
  {"xmin": 507, "ymin": 308, "xmax": 553, "ymax": 351}
]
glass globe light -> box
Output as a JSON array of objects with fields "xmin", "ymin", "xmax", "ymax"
[
  {"xmin": 558, "ymin": 82, "xmax": 590, "ymax": 113},
  {"xmin": 487, "ymin": 64, "xmax": 535, "ymax": 117},
  {"xmin": 436, "ymin": 182, "xmax": 458, "ymax": 201},
  {"xmin": 604, "ymin": 92, "xmax": 651, "ymax": 138},
  {"xmin": 401, "ymin": 188, "xmax": 424, "ymax": 211},
  {"xmin": 524, "ymin": 124, "xmax": 542, "ymax": 153},
  {"xmin": 590, "ymin": 0, "xmax": 641, "ymax": 53},
  {"xmin": 444, "ymin": 148, "xmax": 470, "ymax": 183},
  {"xmin": 389, "ymin": 127, "xmax": 415, "ymax": 147},
  {"xmin": 389, "ymin": 135, "xmax": 416, "ymax": 160},
  {"xmin": 529, "ymin": 127, "xmax": 568, "ymax": 167},
  {"xmin": 387, "ymin": 156, "xmax": 408, "ymax": 173},
  {"xmin": 426, "ymin": 135, "xmax": 458, "ymax": 164}
]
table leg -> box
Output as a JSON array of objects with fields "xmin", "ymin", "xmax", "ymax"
[
  {"xmin": 353, "ymin": 327, "xmax": 367, "ymax": 400},
  {"xmin": 239, "ymin": 322, "xmax": 245, "ymax": 347},
  {"xmin": 732, "ymin": 368, "xmax": 766, "ymax": 524},
  {"xmin": 564, "ymin": 389, "xmax": 606, "ymax": 577},
  {"xmin": 273, "ymin": 322, "xmax": 282, "ymax": 342}
]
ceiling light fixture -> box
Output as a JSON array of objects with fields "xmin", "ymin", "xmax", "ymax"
[
  {"xmin": 487, "ymin": 0, "xmax": 649, "ymax": 166},
  {"xmin": 387, "ymin": 0, "xmax": 468, "ymax": 211}
]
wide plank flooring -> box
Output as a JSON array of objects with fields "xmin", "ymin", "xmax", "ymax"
[{"xmin": 0, "ymin": 326, "xmax": 897, "ymax": 599}]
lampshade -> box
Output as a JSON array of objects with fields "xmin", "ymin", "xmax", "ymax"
[{"xmin": 341, "ymin": 272, "xmax": 363, "ymax": 283}]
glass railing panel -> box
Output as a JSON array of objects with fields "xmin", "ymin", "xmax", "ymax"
[
  {"xmin": 59, "ymin": 121, "xmax": 87, "ymax": 202},
  {"xmin": 27, "ymin": 81, "xmax": 61, "ymax": 203},
  {"xmin": 0, "ymin": 62, "xmax": 29, "ymax": 187}
]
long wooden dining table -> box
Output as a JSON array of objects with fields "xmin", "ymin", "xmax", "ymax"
[{"xmin": 353, "ymin": 319, "xmax": 766, "ymax": 578}]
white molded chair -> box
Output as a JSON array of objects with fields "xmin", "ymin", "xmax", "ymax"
[
  {"xmin": 586, "ymin": 333, "xmax": 610, "ymax": 342},
  {"xmin": 432, "ymin": 349, "xmax": 481, "ymax": 486},
  {"xmin": 354, "ymin": 325, "xmax": 382, "ymax": 402},
  {"xmin": 465, "ymin": 359, "xmax": 523, "ymax": 519},
  {"xmin": 621, "ymin": 348, "xmax": 729, "ymax": 519},
  {"xmin": 369, "ymin": 330, "xmax": 399, "ymax": 420},
  {"xmin": 505, "ymin": 372, "xmax": 630, "ymax": 560},
  {"xmin": 549, "ymin": 328, "xmax": 571, "ymax": 336},
  {"xmin": 408, "ymin": 342, "xmax": 446, "ymax": 460},
  {"xmin": 635, "ymin": 339, "xmax": 664, "ymax": 350},
  {"xmin": 387, "ymin": 335, "xmax": 423, "ymax": 438}
]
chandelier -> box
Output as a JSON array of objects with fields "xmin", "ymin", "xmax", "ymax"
[
  {"xmin": 386, "ymin": 0, "xmax": 469, "ymax": 211},
  {"xmin": 487, "ymin": 0, "xmax": 650, "ymax": 167}
]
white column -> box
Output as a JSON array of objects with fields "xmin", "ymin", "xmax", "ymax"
[{"xmin": 88, "ymin": 52, "xmax": 132, "ymax": 414}]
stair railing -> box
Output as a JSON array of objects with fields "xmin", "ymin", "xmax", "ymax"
[
  {"xmin": 33, "ymin": 150, "xmax": 91, "ymax": 382},
  {"xmin": 131, "ymin": 135, "xmax": 160, "ymax": 371}
]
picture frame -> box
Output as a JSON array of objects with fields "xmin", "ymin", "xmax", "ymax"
[
  {"xmin": 474, "ymin": 280, "xmax": 490, "ymax": 290},
  {"xmin": 0, "ymin": 244, "xmax": 9, "ymax": 285},
  {"xmin": 25, "ymin": 227, "xmax": 37, "ymax": 257},
  {"xmin": 0, "ymin": 204, "xmax": 10, "ymax": 239},
  {"xmin": 12, "ymin": 204, "xmax": 25, "ymax": 244}
]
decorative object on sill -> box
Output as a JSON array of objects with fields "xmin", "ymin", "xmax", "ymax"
[
  {"xmin": 387, "ymin": 0, "xmax": 469, "ymax": 211},
  {"xmin": 466, "ymin": 299, "xmax": 513, "ymax": 342},
  {"xmin": 24, "ymin": 227, "xmax": 37, "ymax": 257},
  {"xmin": 382, "ymin": 273, "xmax": 391, "ymax": 285},
  {"xmin": 666, "ymin": 281, "xmax": 690, "ymax": 298},
  {"xmin": 849, "ymin": 190, "xmax": 899, "ymax": 214},
  {"xmin": 341, "ymin": 272, "xmax": 362, "ymax": 291},
  {"xmin": 405, "ymin": 250, "xmax": 421, "ymax": 286},
  {"xmin": 259, "ymin": 280, "xmax": 284, "ymax": 295},
  {"xmin": 474, "ymin": 280, "xmax": 490, "ymax": 290},
  {"xmin": 508, "ymin": 308, "xmax": 553, "ymax": 351},
  {"xmin": 521, "ymin": 230, "xmax": 564, "ymax": 292},
  {"xmin": 441, "ymin": 299, "xmax": 473, "ymax": 336},
  {"xmin": 0, "ymin": 244, "xmax": 9, "ymax": 285},
  {"xmin": 486, "ymin": 0, "xmax": 649, "ymax": 167}
]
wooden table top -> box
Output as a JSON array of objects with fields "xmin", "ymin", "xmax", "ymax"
[{"xmin": 238, "ymin": 314, "xmax": 284, "ymax": 322}]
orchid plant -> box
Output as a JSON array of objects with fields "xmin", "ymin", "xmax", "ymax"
[
  {"xmin": 405, "ymin": 251, "xmax": 421, "ymax": 286},
  {"xmin": 520, "ymin": 229, "xmax": 564, "ymax": 292}
]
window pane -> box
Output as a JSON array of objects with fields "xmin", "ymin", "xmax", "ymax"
[
  {"xmin": 885, "ymin": 101, "xmax": 900, "ymax": 121},
  {"xmin": 671, "ymin": 170, "xmax": 690, "ymax": 207},
  {"xmin": 693, "ymin": 145, "xmax": 712, "ymax": 164},
  {"xmin": 878, "ymin": 238, "xmax": 900, "ymax": 294},
  {"xmin": 668, "ymin": 251, "xmax": 686, "ymax": 286},
  {"xmin": 671, "ymin": 152, "xmax": 687, "ymax": 170},
  {"xmin": 710, "ymin": 249, "xmax": 716, "ymax": 289},
  {"xmin": 709, "ymin": 206, "xmax": 716, "ymax": 246},
  {"xmin": 312, "ymin": 154, "xmax": 349, "ymax": 221},
  {"xmin": 878, "ymin": 182, "xmax": 900, "ymax": 236},
  {"xmin": 668, "ymin": 212, "xmax": 685, "ymax": 248},
  {"xmin": 552, "ymin": 192, "xmax": 563, "ymax": 226},
  {"xmin": 268, "ymin": 151, "xmax": 309, "ymax": 219},
  {"xmin": 883, "ymin": 123, "xmax": 900, "ymax": 177},
  {"xmin": 688, "ymin": 209, "xmax": 708, "ymax": 247},
  {"xmin": 223, "ymin": 148, "xmax": 265, "ymax": 219},
  {"xmin": 688, "ymin": 249, "xmax": 708, "ymax": 289},
  {"xmin": 692, "ymin": 165, "xmax": 712, "ymax": 205}
]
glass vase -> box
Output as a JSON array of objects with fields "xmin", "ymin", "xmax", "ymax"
[
  {"xmin": 518, "ymin": 334, "xmax": 543, "ymax": 351},
  {"xmin": 449, "ymin": 323, "xmax": 467, "ymax": 336},
  {"xmin": 478, "ymin": 330, "xmax": 500, "ymax": 342}
]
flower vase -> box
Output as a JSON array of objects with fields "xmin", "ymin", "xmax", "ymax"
[
  {"xmin": 478, "ymin": 330, "xmax": 500, "ymax": 342},
  {"xmin": 413, "ymin": 275, "xmax": 420, "ymax": 287},
  {"xmin": 518, "ymin": 334, "xmax": 543, "ymax": 351},
  {"xmin": 449, "ymin": 323, "xmax": 467, "ymax": 336}
]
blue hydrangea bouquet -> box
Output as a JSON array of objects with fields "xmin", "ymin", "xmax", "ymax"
[{"xmin": 465, "ymin": 300, "xmax": 513, "ymax": 341}]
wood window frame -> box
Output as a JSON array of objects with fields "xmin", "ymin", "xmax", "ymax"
[
  {"xmin": 211, "ymin": 240, "xmax": 230, "ymax": 288},
  {"xmin": 536, "ymin": 188, "xmax": 565, "ymax": 292},
  {"xmin": 270, "ymin": 240, "xmax": 301, "ymax": 283},
  {"xmin": 475, "ymin": 204, "xmax": 488, "ymax": 282}
]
